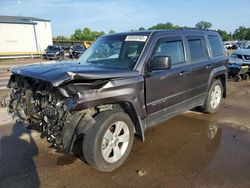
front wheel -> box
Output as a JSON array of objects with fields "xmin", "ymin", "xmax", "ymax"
[
  {"xmin": 202, "ymin": 80, "xmax": 223, "ymax": 114},
  {"xmin": 82, "ymin": 110, "xmax": 134, "ymax": 172}
]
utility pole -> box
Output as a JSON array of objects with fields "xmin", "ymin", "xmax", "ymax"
[{"xmin": 17, "ymin": 0, "xmax": 21, "ymax": 16}]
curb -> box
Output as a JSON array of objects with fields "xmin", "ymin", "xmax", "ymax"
[{"xmin": 0, "ymin": 86, "xmax": 8, "ymax": 90}]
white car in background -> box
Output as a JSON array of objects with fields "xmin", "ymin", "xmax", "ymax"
[{"xmin": 225, "ymin": 42, "xmax": 233, "ymax": 49}]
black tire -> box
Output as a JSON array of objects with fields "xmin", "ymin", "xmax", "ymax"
[
  {"xmin": 57, "ymin": 54, "xmax": 62, "ymax": 60},
  {"xmin": 242, "ymin": 74, "xmax": 249, "ymax": 80},
  {"xmin": 82, "ymin": 110, "xmax": 134, "ymax": 172},
  {"xmin": 233, "ymin": 75, "xmax": 241, "ymax": 82},
  {"xmin": 202, "ymin": 79, "xmax": 223, "ymax": 114}
]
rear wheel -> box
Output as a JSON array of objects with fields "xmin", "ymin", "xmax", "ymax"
[
  {"xmin": 202, "ymin": 79, "xmax": 223, "ymax": 114},
  {"xmin": 82, "ymin": 110, "xmax": 134, "ymax": 172}
]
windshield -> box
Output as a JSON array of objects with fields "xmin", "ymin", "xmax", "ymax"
[
  {"xmin": 79, "ymin": 35, "xmax": 148, "ymax": 70},
  {"xmin": 48, "ymin": 46, "xmax": 60, "ymax": 50}
]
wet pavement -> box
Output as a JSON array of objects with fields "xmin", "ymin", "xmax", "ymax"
[
  {"xmin": 0, "ymin": 65, "xmax": 250, "ymax": 187},
  {"xmin": 0, "ymin": 115, "xmax": 250, "ymax": 188}
]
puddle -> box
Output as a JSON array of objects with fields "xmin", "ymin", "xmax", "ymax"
[{"xmin": 1, "ymin": 115, "xmax": 250, "ymax": 187}]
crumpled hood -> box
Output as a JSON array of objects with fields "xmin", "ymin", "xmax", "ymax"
[{"xmin": 11, "ymin": 61, "xmax": 139, "ymax": 87}]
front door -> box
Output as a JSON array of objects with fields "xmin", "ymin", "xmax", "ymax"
[{"xmin": 144, "ymin": 37, "xmax": 192, "ymax": 115}]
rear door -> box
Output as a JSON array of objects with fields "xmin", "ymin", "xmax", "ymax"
[
  {"xmin": 185, "ymin": 36, "xmax": 212, "ymax": 97},
  {"xmin": 144, "ymin": 36, "xmax": 192, "ymax": 115}
]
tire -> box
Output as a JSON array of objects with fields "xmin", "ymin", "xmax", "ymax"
[
  {"xmin": 57, "ymin": 55, "xmax": 61, "ymax": 60},
  {"xmin": 233, "ymin": 75, "xmax": 241, "ymax": 82},
  {"xmin": 82, "ymin": 110, "xmax": 134, "ymax": 172},
  {"xmin": 203, "ymin": 79, "xmax": 223, "ymax": 114},
  {"xmin": 242, "ymin": 74, "xmax": 249, "ymax": 80}
]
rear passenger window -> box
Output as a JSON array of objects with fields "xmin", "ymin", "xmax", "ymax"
[
  {"xmin": 188, "ymin": 37, "xmax": 208, "ymax": 61},
  {"xmin": 153, "ymin": 40, "xmax": 185, "ymax": 65},
  {"xmin": 208, "ymin": 35, "xmax": 224, "ymax": 56}
]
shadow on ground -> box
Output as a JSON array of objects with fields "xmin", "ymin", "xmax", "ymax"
[{"xmin": 0, "ymin": 123, "xmax": 40, "ymax": 188}]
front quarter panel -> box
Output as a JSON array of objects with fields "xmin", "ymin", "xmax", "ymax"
[{"xmin": 66, "ymin": 76, "xmax": 146, "ymax": 119}]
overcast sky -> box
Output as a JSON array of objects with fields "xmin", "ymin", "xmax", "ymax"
[{"xmin": 0, "ymin": 0, "xmax": 250, "ymax": 37}]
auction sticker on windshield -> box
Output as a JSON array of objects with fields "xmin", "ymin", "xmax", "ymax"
[{"xmin": 125, "ymin": 35, "xmax": 148, "ymax": 42}]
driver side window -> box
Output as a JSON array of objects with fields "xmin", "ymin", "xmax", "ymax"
[{"xmin": 152, "ymin": 39, "xmax": 185, "ymax": 66}]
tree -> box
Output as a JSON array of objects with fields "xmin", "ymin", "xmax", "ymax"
[
  {"xmin": 109, "ymin": 30, "xmax": 115, "ymax": 34},
  {"xmin": 195, "ymin": 21, "xmax": 212, "ymax": 29},
  {"xmin": 90, "ymin": 30, "xmax": 105, "ymax": 40},
  {"xmin": 217, "ymin": 30, "xmax": 233, "ymax": 41},
  {"xmin": 138, "ymin": 27, "xmax": 146, "ymax": 31},
  {"xmin": 71, "ymin": 27, "xmax": 105, "ymax": 41},
  {"xmin": 245, "ymin": 29, "xmax": 250, "ymax": 40},
  {"xmin": 148, "ymin": 22, "xmax": 178, "ymax": 30},
  {"xmin": 233, "ymin": 26, "xmax": 248, "ymax": 40},
  {"xmin": 53, "ymin": 35, "xmax": 69, "ymax": 41},
  {"xmin": 71, "ymin": 29, "xmax": 83, "ymax": 40}
]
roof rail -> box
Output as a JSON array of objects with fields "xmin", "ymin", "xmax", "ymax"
[{"xmin": 176, "ymin": 27, "xmax": 216, "ymax": 32}]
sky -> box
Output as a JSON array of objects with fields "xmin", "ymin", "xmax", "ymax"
[{"xmin": 0, "ymin": 0, "xmax": 250, "ymax": 37}]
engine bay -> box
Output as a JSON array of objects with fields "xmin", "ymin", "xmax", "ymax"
[{"xmin": 7, "ymin": 74, "xmax": 73, "ymax": 149}]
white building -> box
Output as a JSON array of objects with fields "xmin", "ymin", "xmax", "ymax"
[{"xmin": 0, "ymin": 15, "xmax": 52, "ymax": 56}]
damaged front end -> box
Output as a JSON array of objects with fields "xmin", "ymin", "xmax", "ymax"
[
  {"xmin": 5, "ymin": 61, "xmax": 143, "ymax": 152},
  {"xmin": 6, "ymin": 74, "xmax": 100, "ymax": 152}
]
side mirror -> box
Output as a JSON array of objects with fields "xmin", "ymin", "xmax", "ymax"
[{"xmin": 150, "ymin": 56, "xmax": 171, "ymax": 71}]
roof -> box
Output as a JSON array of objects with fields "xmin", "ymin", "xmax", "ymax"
[
  {"xmin": 107, "ymin": 28, "xmax": 218, "ymax": 37},
  {"xmin": 0, "ymin": 15, "xmax": 50, "ymax": 25}
]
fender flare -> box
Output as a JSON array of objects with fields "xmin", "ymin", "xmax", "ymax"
[{"xmin": 207, "ymin": 66, "xmax": 227, "ymax": 92}]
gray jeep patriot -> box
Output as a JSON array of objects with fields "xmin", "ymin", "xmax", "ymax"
[{"xmin": 7, "ymin": 29, "xmax": 228, "ymax": 171}]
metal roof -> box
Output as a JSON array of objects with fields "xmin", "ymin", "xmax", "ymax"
[
  {"xmin": 107, "ymin": 28, "xmax": 218, "ymax": 37},
  {"xmin": 0, "ymin": 15, "xmax": 50, "ymax": 25}
]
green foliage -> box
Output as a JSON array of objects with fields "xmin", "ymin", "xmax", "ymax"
[
  {"xmin": 217, "ymin": 30, "xmax": 233, "ymax": 41},
  {"xmin": 109, "ymin": 30, "xmax": 115, "ymax": 34},
  {"xmin": 54, "ymin": 22, "xmax": 250, "ymax": 42},
  {"xmin": 70, "ymin": 29, "xmax": 83, "ymax": 40},
  {"xmin": 233, "ymin": 26, "xmax": 250, "ymax": 40},
  {"xmin": 195, "ymin": 21, "xmax": 212, "ymax": 29},
  {"xmin": 246, "ymin": 30, "xmax": 250, "ymax": 40},
  {"xmin": 53, "ymin": 35, "xmax": 69, "ymax": 41},
  {"xmin": 148, "ymin": 22, "xmax": 179, "ymax": 30},
  {"xmin": 71, "ymin": 27, "xmax": 105, "ymax": 41},
  {"xmin": 138, "ymin": 27, "xmax": 146, "ymax": 31}
]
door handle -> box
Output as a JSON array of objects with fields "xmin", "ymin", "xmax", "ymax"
[
  {"xmin": 179, "ymin": 71, "xmax": 190, "ymax": 76},
  {"xmin": 206, "ymin": 64, "xmax": 213, "ymax": 69}
]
